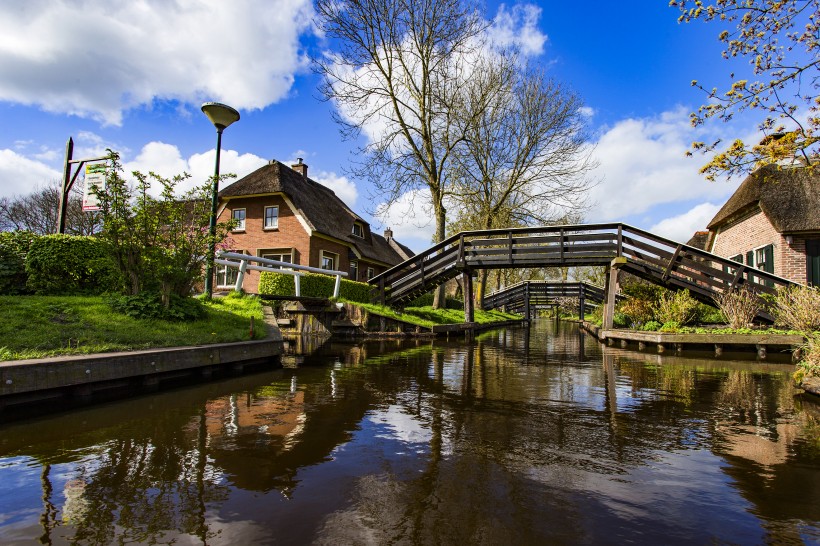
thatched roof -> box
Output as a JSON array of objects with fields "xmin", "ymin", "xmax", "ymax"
[
  {"xmin": 686, "ymin": 230, "xmax": 709, "ymax": 250},
  {"xmin": 707, "ymin": 165, "xmax": 820, "ymax": 233},
  {"xmin": 219, "ymin": 161, "xmax": 413, "ymax": 265}
]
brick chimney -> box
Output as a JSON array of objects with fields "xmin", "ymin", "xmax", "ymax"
[
  {"xmin": 384, "ymin": 227, "xmax": 393, "ymax": 240},
  {"xmin": 291, "ymin": 158, "xmax": 308, "ymax": 177}
]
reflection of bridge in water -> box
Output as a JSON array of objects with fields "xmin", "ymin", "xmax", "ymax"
[{"xmin": 370, "ymin": 223, "xmax": 798, "ymax": 326}]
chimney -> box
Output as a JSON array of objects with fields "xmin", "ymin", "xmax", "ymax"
[
  {"xmin": 384, "ymin": 227, "xmax": 393, "ymax": 240},
  {"xmin": 291, "ymin": 157, "xmax": 308, "ymax": 177}
]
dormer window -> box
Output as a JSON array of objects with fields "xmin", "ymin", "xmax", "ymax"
[{"xmin": 352, "ymin": 222, "xmax": 364, "ymax": 238}]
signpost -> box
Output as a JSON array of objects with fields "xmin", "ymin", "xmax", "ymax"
[{"xmin": 56, "ymin": 137, "xmax": 112, "ymax": 233}]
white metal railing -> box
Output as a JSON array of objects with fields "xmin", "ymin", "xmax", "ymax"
[{"xmin": 215, "ymin": 251, "xmax": 349, "ymax": 297}]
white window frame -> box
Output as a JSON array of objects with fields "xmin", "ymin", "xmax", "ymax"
[
  {"xmin": 352, "ymin": 222, "xmax": 364, "ymax": 238},
  {"xmin": 216, "ymin": 250, "xmax": 244, "ymax": 287},
  {"xmin": 350, "ymin": 260, "xmax": 359, "ymax": 281},
  {"xmin": 259, "ymin": 249, "xmax": 293, "ymax": 269},
  {"xmin": 321, "ymin": 251, "xmax": 338, "ymax": 271},
  {"xmin": 264, "ymin": 206, "xmax": 279, "ymax": 230},
  {"xmin": 231, "ymin": 208, "xmax": 246, "ymax": 231},
  {"xmin": 753, "ymin": 243, "xmax": 774, "ymax": 273},
  {"xmin": 367, "ymin": 267, "xmax": 375, "ymax": 280}
]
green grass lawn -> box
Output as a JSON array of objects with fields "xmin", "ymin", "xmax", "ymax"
[
  {"xmin": 0, "ymin": 294, "xmax": 521, "ymax": 361},
  {"xmin": 0, "ymin": 293, "xmax": 267, "ymax": 361},
  {"xmin": 347, "ymin": 300, "xmax": 521, "ymax": 328}
]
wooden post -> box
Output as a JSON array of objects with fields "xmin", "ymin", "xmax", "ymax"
[
  {"xmin": 524, "ymin": 281, "xmax": 531, "ymax": 322},
  {"xmin": 602, "ymin": 257, "xmax": 626, "ymax": 329},
  {"xmin": 463, "ymin": 270, "xmax": 474, "ymax": 323},
  {"xmin": 57, "ymin": 137, "xmax": 74, "ymax": 234},
  {"xmin": 578, "ymin": 284, "xmax": 585, "ymax": 321}
]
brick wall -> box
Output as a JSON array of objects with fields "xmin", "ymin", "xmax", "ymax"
[
  {"xmin": 710, "ymin": 207, "xmax": 807, "ymax": 283},
  {"xmin": 216, "ymin": 195, "xmax": 311, "ymax": 293}
]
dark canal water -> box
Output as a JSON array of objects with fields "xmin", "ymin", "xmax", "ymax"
[{"xmin": 1, "ymin": 320, "xmax": 819, "ymax": 545}]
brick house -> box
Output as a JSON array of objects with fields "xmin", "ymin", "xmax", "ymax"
[
  {"xmin": 214, "ymin": 159, "xmax": 414, "ymax": 293},
  {"xmin": 698, "ymin": 165, "xmax": 820, "ymax": 286}
]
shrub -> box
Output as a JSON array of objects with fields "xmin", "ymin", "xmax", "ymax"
[
  {"xmin": 643, "ymin": 320, "xmax": 661, "ymax": 331},
  {"xmin": 618, "ymin": 297, "xmax": 655, "ymax": 327},
  {"xmin": 654, "ymin": 289, "xmax": 699, "ymax": 326},
  {"xmin": 713, "ymin": 285, "xmax": 760, "ymax": 329},
  {"xmin": 259, "ymin": 271, "xmax": 373, "ymax": 303},
  {"xmin": 0, "ymin": 231, "xmax": 38, "ymax": 294},
  {"xmin": 108, "ymin": 291, "xmax": 206, "ymax": 321},
  {"xmin": 25, "ymin": 234, "xmax": 118, "ymax": 295},
  {"xmin": 660, "ymin": 321, "xmax": 681, "ymax": 332},
  {"xmin": 696, "ymin": 303, "xmax": 726, "ymax": 324},
  {"xmin": 613, "ymin": 312, "xmax": 630, "ymax": 328},
  {"xmin": 771, "ymin": 285, "xmax": 820, "ymax": 334}
]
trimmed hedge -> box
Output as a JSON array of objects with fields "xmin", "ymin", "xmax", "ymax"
[
  {"xmin": 0, "ymin": 231, "xmax": 38, "ymax": 295},
  {"xmin": 259, "ymin": 270, "xmax": 372, "ymax": 303},
  {"xmin": 25, "ymin": 234, "xmax": 118, "ymax": 295}
]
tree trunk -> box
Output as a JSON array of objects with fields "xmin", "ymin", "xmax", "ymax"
[{"xmin": 431, "ymin": 196, "xmax": 447, "ymax": 309}]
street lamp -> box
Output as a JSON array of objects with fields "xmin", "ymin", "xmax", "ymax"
[{"xmin": 201, "ymin": 101, "xmax": 240, "ymax": 299}]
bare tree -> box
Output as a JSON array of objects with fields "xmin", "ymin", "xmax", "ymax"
[
  {"xmin": 448, "ymin": 56, "xmax": 596, "ymax": 301},
  {"xmin": 0, "ymin": 180, "xmax": 101, "ymax": 235},
  {"xmin": 314, "ymin": 0, "xmax": 484, "ymax": 307}
]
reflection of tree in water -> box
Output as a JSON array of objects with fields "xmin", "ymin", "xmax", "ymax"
[{"xmin": 66, "ymin": 412, "xmax": 229, "ymax": 545}]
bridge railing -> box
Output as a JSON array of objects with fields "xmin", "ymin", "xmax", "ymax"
[
  {"xmin": 370, "ymin": 223, "xmax": 798, "ymax": 317},
  {"xmin": 216, "ymin": 251, "xmax": 348, "ymax": 297}
]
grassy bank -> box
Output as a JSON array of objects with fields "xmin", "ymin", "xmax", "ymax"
[
  {"xmin": 348, "ymin": 300, "xmax": 521, "ymax": 329},
  {"xmin": 0, "ymin": 294, "xmax": 266, "ymax": 361}
]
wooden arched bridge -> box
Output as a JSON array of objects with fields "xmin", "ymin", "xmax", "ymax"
[
  {"xmin": 482, "ymin": 281, "xmax": 616, "ymax": 320},
  {"xmin": 369, "ymin": 223, "xmax": 797, "ymax": 327}
]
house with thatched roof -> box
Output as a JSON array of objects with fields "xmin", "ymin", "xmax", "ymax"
[
  {"xmin": 700, "ymin": 164, "xmax": 820, "ymax": 286},
  {"xmin": 215, "ymin": 159, "xmax": 413, "ymax": 293}
]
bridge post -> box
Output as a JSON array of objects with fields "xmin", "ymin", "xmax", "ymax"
[
  {"xmin": 524, "ymin": 281, "xmax": 531, "ymax": 322},
  {"xmin": 603, "ymin": 257, "xmax": 627, "ymax": 329},
  {"xmin": 578, "ymin": 284, "xmax": 585, "ymax": 321},
  {"xmin": 462, "ymin": 270, "xmax": 474, "ymax": 323}
]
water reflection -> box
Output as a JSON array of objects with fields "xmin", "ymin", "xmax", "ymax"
[{"xmin": 0, "ymin": 320, "xmax": 818, "ymax": 545}]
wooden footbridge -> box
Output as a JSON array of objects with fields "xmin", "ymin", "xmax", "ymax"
[
  {"xmin": 482, "ymin": 281, "xmax": 615, "ymax": 320},
  {"xmin": 369, "ymin": 223, "xmax": 797, "ymax": 326}
]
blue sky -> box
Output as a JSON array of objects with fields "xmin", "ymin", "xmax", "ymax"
[{"xmin": 0, "ymin": 0, "xmax": 761, "ymax": 252}]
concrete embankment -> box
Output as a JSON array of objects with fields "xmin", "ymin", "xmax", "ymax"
[{"xmin": 0, "ymin": 310, "xmax": 285, "ymax": 412}]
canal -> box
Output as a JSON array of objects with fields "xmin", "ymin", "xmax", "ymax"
[{"xmin": 0, "ymin": 320, "xmax": 818, "ymax": 545}]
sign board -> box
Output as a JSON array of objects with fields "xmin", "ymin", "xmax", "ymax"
[{"xmin": 82, "ymin": 163, "xmax": 106, "ymax": 211}]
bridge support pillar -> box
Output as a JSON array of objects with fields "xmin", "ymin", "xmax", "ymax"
[
  {"xmin": 462, "ymin": 270, "xmax": 475, "ymax": 323},
  {"xmin": 603, "ymin": 257, "xmax": 627, "ymax": 330}
]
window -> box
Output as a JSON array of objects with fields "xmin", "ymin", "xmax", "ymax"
[
  {"xmin": 260, "ymin": 249, "xmax": 293, "ymax": 269},
  {"xmin": 216, "ymin": 251, "xmax": 243, "ymax": 287},
  {"xmin": 232, "ymin": 208, "xmax": 246, "ymax": 231},
  {"xmin": 754, "ymin": 244, "xmax": 774, "ymax": 273},
  {"xmin": 321, "ymin": 251, "xmax": 337, "ymax": 271},
  {"xmin": 367, "ymin": 267, "xmax": 375, "ymax": 280},
  {"xmin": 350, "ymin": 260, "xmax": 359, "ymax": 280},
  {"xmin": 264, "ymin": 206, "xmax": 279, "ymax": 229},
  {"xmin": 352, "ymin": 222, "xmax": 364, "ymax": 237}
]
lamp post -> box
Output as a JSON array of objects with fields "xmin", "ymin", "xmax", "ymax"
[{"xmin": 201, "ymin": 102, "xmax": 240, "ymax": 299}]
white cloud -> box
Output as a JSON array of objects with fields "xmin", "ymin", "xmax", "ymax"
[
  {"xmin": 312, "ymin": 170, "xmax": 359, "ymax": 209},
  {"xmin": 649, "ymin": 202, "xmax": 721, "ymax": 244},
  {"xmin": 122, "ymin": 144, "xmax": 267, "ymax": 195},
  {"xmin": 374, "ymin": 189, "xmax": 437, "ymax": 252},
  {"xmin": 0, "ymin": 149, "xmax": 62, "ymax": 198},
  {"xmin": 0, "ymin": 0, "xmax": 316, "ymax": 125},
  {"xmin": 487, "ymin": 3, "xmax": 548, "ymax": 56},
  {"xmin": 586, "ymin": 107, "xmax": 741, "ymax": 223}
]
